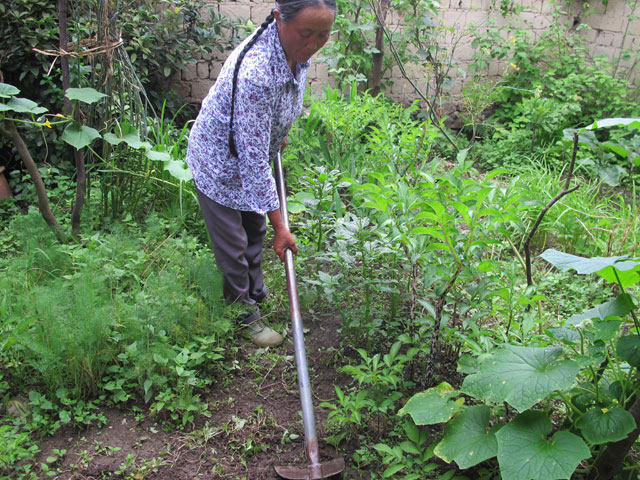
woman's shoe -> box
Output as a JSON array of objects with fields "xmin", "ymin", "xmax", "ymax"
[{"xmin": 245, "ymin": 319, "xmax": 283, "ymax": 347}]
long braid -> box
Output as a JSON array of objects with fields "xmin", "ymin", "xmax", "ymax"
[{"xmin": 228, "ymin": 12, "xmax": 275, "ymax": 157}]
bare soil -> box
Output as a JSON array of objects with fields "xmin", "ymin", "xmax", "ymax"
[{"xmin": 32, "ymin": 311, "xmax": 356, "ymax": 479}]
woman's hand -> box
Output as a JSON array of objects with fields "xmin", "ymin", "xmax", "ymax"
[
  {"xmin": 267, "ymin": 208, "xmax": 298, "ymax": 262},
  {"xmin": 273, "ymin": 225, "xmax": 298, "ymax": 261}
]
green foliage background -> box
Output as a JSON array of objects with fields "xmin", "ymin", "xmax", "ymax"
[{"xmin": 1, "ymin": 0, "xmax": 640, "ymax": 478}]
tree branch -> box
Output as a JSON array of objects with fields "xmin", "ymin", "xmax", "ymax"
[
  {"xmin": 0, "ymin": 121, "xmax": 63, "ymax": 239},
  {"xmin": 522, "ymin": 133, "xmax": 580, "ymax": 286},
  {"xmin": 368, "ymin": 0, "xmax": 459, "ymax": 151},
  {"xmin": 58, "ymin": 0, "xmax": 86, "ymax": 239}
]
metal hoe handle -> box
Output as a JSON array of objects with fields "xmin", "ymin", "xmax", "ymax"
[{"xmin": 273, "ymin": 152, "xmax": 322, "ymax": 470}]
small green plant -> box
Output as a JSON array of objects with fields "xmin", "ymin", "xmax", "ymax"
[
  {"xmin": 115, "ymin": 452, "xmax": 170, "ymax": 479},
  {"xmin": 373, "ymin": 418, "xmax": 441, "ymax": 479},
  {"xmin": 39, "ymin": 448, "xmax": 67, "ymax": 477},
  {"xmin": 321, "ymin": 340, "xmax": 416, "ymax": 446},
  {"xmin": 0, "ymin": 424, "xmax": 40, "ymax": 478}
]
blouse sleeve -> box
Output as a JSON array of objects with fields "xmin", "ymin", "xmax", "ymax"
[{"xmin": 233, "ymin": 76, "xmax": 280, "ymax": 216}]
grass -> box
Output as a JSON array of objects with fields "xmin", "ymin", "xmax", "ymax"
[
  {"xmin": 0, "ymin": 209, "xmax": 236, "ymax": 445},
  {"xmin": 509, "ymin": 160, "xmax": 640, "ymax": 258}
]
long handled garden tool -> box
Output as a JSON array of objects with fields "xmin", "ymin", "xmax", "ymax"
[{"xmin": 273, "ymin": 151, "xmax": 345, "ymax": 480}]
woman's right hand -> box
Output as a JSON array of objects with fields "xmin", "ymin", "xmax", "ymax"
[
  {"xmin": 273, "ymin": 225, "xmax": 298, "ymax": 262},
  {"xmin": 267, "ymin": 209, "xmax": 298, "ymax": 262}
]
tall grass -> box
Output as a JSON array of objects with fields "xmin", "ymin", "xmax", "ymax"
[
  {"xmin": 512, "ymin": 161, "xmax": 640, "ymax": 257},
  {"xmin": 0, "ymin": 209, "xmax": 232, "ymax": 403}
]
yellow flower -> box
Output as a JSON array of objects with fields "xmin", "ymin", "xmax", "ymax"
[
  {"xmin": 510, "ymin": 63, "xmax": 519, "ymax": 71},
  {"xmin": 55, "ymin": 113, "xmax": 65, "ymax": 118},
  {"xmin": 43, "ymin": 119, "xmax": 52, "ymax": 128}
]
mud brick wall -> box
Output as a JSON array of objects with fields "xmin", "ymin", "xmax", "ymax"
[{"xmin": 171, "ymin": 0, "xmax": 640, "ymax": 109}]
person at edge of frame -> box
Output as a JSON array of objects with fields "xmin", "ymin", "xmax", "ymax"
[{"xmin": 185, "ymin": 0, "xmax": 337, "ymax": 347}]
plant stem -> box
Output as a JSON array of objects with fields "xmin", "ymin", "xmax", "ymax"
[{"xmin": 58, "ymin": 0, "xmax": 86, "ymax": 239}]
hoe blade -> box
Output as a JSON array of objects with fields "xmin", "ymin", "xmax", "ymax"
[{"xmin": 275, "ymin": 457, "xmax": 345, "ymax": 480}]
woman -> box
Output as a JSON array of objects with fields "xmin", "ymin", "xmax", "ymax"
[{"xmin": 186, "ymin": 0, "xmax": 336, "ymax": 346}]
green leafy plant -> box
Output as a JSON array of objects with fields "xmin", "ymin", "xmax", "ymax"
[
  {"xmin": 1, "ymin": 82, "xmax": 197, "ymax": 229},
  {"xmin": 0, "ymin": 423, "xmax": 40, "ymax": 478},
  {"xmin": 373, "ymin": 418, "xmax": 440, "ymax": 479},
  {"xmin": 469, "ymin": 6, "xmax": 638, "ymax": 171},
  {"xmin": 400, "ymin": 249, "xmax": 640, "ymax": 480},
  {"xmin": 322, "ymin": 340, "xmax": 416, "ymax": 446},
  {"xmin": 569, "ymin": 117, "xmax": 640, "ymax": 187}
]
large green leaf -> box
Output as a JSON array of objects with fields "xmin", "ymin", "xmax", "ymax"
[
  {"xmin": 398, "ymin": 382, "xmax": 463, "ymax": 425},
  {"xmin": 61, "ymin": 123, "xmax": 100, "ymax": 149},
  {"xmin": 64, "ymin": 87, "xmax": 107, "ymax": 104},
  {"xmin": 540, "ymin": 249, "xmax": 640, "ymax": 288},
  {"xmin": 5, "ymin": 97, "xmax": 47, "ymax": 115},
  {"xmin": 566, "ymin": 128, "xmax": 598, "ymax": 147},
  {"xmin": 461, "ymin": 345, "xmax": 579, "ymax": 412},
  {"xmin": 146, "ymin": 148, "xmax": 171, "ymax": 162},
  {"xmin": 568, "ymin": 295, "xmax": 633, "ymax": 325},
  {"xmin": 0, "ymin": 82, "xmax": 20, "ymax": 98},
  {"xmin": 549, "ymin": 295, "xmax": 631, "ymax": 343},
  {"xmin": 598, "ymin": 264, "xmax": 640, "ymax": 289},
  {"xmin": 576, "ymin": 407, "xmax": 636, "ymax": 445},
  {"xmin": 288, "ymin": 191, "xmax": 316, "ymax": 214},
  {"xmin": 602, "ymin": 141, "xmax": 629, "ymax": 158},
  {"xmin": 434, "ymin": 405, "xmax": 498, "ymax": 469},
  {"xmin": 616, "ymin": 335, "xmax": 640, "ymax": 367},
  {"xmin": 164, "ymin": 159, "xmax": 193, "ymax": 182},
  {"xmin": 496, "ymin": 411, "xmax": 590, "ymax": 480},
  {"xmin": 588, "ymin": 319, "xmax": 625, "ymax": 342},
  {"xmin": 586, "ymin": 118, "xmax": 640, "ymax": 131},
  {"xmin": 103, "ymin": 123, "xmax": 152, "ymax": 150},
  {"xmin": 540, "ymin": 249, "xmax": 629, "ymax": 274},
  {"xmin": 598, "ymin": 165, "xmax": 626, "ymax": 187}
]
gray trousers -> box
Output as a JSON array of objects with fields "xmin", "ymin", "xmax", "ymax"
[{"xmin": 196, "ymin": 189, "xmax": 267, "ymax": 324}]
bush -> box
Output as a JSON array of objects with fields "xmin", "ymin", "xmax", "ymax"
[{"xmin": 469, "ymin": 7, "xmax": 639, "ymax": 171}]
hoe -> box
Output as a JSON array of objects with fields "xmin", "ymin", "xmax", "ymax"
[{"xmin": 273, "ymin": 152, "xmax": 345, "ymax": 480}]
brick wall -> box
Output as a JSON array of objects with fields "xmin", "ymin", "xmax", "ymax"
[{"xmin": 171, "ymin": 0, "xmax": 640, "ymax": 111}]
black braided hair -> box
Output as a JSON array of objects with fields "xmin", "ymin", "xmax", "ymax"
[
  {"xmin": 227, "ymin": 0, "xmax": 337, "ymax": 157},
  {"xmin": 228, "ymin": 12, "xmax": 275, "ymax": 157}
]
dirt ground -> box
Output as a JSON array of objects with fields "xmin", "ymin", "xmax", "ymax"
[{"xmin": 32, "ymin": 311, "xmax": 355, "ymax": 479}]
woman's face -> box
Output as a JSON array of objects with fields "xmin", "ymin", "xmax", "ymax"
[{"xmin": 275, "ymin": 5, "xmax": 335, "ymax": 66}]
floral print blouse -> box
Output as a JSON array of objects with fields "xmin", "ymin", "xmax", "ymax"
[{"xmin": 186, "ymin": 20, "xmax": 309, "ymax": 215}]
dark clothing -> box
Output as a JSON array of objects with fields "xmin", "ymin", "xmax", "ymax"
[{"xmin": 197, "ymin": 189, "xmax": 267, "ymax": 323}]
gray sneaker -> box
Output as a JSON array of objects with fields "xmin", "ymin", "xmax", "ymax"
[{"xmin": 245, "ymin": 319, "xmax": 284, "ymax": 347}]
